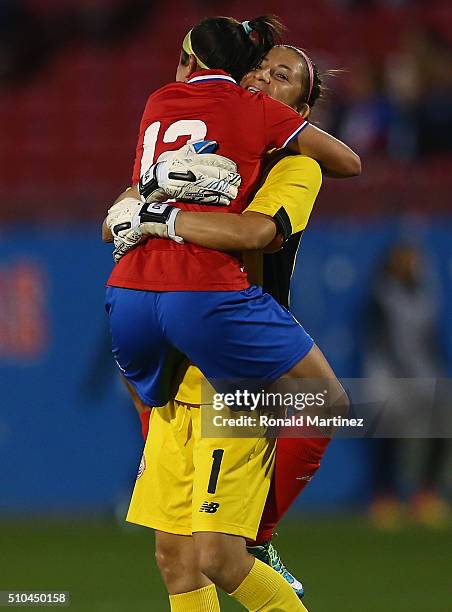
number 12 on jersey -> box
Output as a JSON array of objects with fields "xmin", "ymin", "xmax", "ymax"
[{"xmin": 140, "ymin": 120, "xmax": 208, "ymax": 176}]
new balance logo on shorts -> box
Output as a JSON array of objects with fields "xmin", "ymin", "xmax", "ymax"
[{"xmin": 199, "ymin": 501, "xmax": 220, "ymax": 513}]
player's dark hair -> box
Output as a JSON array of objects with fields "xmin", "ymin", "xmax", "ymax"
[{"xmin": 187, "ymin": 15, "xmax": 284, "ymax": 82}]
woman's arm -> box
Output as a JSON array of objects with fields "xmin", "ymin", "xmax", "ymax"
[
  {"xmin": 288, "ymin": 124, "xmax": 361, "ymax": 178},
  {"xmin": 174, "ymin": 210, "xmax": 278, "ymax": 251},
  {"xmin": 103, "ymin": 188, "xmax": 277, "ymax": 252}
]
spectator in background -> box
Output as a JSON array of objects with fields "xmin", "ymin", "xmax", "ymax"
[
  {"xmin": 415, "ymin": 32, "xmax": 452, "ymax": 156},
  {"xmin": 385, "ymin": 27, "xmax": 452, "ymax": 159},
  {"xmin": 327, "ymin": 23, "xmax": 452, "ymax": 161},
  {"xmin": 384, "ymin": 27, "xmax": 424, "ymax": 159},
  {"xmin": 364, "ymin": 243, "xmax": 450, "ymax": 529},
  {"xmin": 331, "ymin": 59, "xmax": 393, "ymax": 156}
]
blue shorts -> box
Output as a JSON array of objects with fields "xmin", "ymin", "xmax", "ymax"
[{"xmin": 105, "ymin": 285, "xmax": 314, "ymax": 406}]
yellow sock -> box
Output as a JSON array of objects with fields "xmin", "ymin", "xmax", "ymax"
[
  {"xmin": 230, "ymin": 558, "xmax": 308, "ymax": 612},
  {"xmin": 169, "ymin": 584, "xmax": 220, "ymax": 612}
]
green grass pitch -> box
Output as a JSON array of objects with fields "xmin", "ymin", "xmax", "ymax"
[{"xmin": 1, "ymin": 516, "xmax": 451, "ymax": 611}]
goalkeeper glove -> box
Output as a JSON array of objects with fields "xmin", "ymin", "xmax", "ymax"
[
  {"xmin": 106, "ymin": 197, "xmax": 143, "ymax": 263},
  {"xmin": 139, "ymin": 140, "xmax": 241, "ymax": 206},
  {"xmin": 106, "ymin": 199, "xmax": 184, "ymax": 263}
]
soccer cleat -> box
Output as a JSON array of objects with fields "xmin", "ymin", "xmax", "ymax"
[{"xmin": 247, "ymin": 541, "xmax": 305, "ymax": 599}]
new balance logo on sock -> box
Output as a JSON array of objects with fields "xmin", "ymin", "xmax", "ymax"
[{"xmin": 199, "ymin": 501, "xmax": 220, "ymax": 513}]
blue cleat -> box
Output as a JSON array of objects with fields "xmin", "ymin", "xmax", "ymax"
[{"xmin": 247, "ymin": 541, "xmax": 305, "ymax": 599}]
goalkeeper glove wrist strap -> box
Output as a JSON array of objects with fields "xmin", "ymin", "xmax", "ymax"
[
  {"xmin": 139, "ymin": 162, "xmax": 164, "ymax": 202},
  {"xmin": 166, "ymin": 206, "xmax": 183, "ymax": 243},
  {"xmin": 139, "ymin": 202, "xmax": 184, "ymax": 244}
]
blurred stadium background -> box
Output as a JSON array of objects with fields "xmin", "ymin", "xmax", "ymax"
[{"xmin": 1, "ymin": 0, "xmax": 451, "ymax": 610}]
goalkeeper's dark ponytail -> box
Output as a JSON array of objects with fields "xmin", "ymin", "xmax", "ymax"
[{"xmin": 188, "ymin": 15, "xmax": 284, "ymax": 82}]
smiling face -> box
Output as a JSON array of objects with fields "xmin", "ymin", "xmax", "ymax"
[{"xmin": 240, "ymin": 46, "xmax": 308, "ymax": 113}]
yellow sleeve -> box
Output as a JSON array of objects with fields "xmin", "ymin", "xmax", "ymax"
[{"xmin": 245, "ymin": 155, "xmax": 322, "ymax": 237}]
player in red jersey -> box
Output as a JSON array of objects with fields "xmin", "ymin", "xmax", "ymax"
[
  {"xmin": 106, "ymin": 20, "xmax": 359, "ymax": 296},
  {"xmin": 104, "ymin": 16, "xmax": 358, "ymax": 612}
]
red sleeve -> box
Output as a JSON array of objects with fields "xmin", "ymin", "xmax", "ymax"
[{"xmin": 262, "ymin": 95, "xmax": 308, "ymax": 150}]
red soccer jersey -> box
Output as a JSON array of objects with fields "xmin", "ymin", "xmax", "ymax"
[{"xmin": 108, "ymin": 70, "xmax": 307, "ymax": 291}]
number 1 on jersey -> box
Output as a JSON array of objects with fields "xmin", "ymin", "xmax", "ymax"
[{"xmin": 208, "ymin": 449, "xmax": 224, "ymax": 494}]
